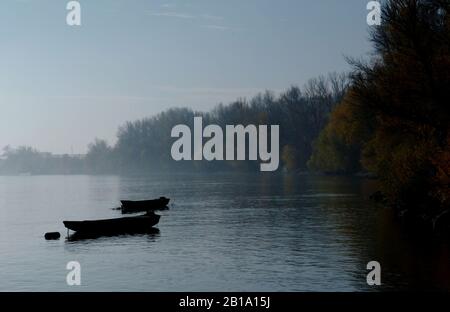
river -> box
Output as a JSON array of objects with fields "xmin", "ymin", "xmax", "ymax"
[{"xmin": 0, "ymin": 174, "xmax": 449, "ymax": 291}]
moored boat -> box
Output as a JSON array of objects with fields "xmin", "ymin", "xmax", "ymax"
[
  {"xmin": 63, "ymin": 213, "xmax": 160, "ymax": 235},
  {"xmin": 120, "ymin": 197, "xmax": 170, "ymax": 213}
]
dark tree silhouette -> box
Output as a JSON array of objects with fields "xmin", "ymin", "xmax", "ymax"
[{"xmin": 310, "ymin": 0, "xmax": 450, "ymax": 214}]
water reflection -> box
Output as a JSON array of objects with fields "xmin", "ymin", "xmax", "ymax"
[
  {"xmin": 0, "ymin": 174, "xmax": 449, "ymax": 291},
  {"xmin": 67, "ymin": 228, "xmax": 161, "ymax": 242},
  {"xmin": 114, "ymin": 173, "xmax": 450, "ymax": 291}
]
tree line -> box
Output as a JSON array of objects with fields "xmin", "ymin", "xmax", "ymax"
[
  {"xmin": 0, "ymin": 72, "xmax": 348, "ymax": 175},
  {"xmin": 309, "ymin": 0, "xmax": 449, "ymax": 216}
]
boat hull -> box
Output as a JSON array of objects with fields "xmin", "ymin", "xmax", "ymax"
[
  {"xmin": 121, "ymin": 197, "xmax": 170, "ymax": 213},
  {"xmin": 63, "ymin": 214, "xmax": 160, "ymax": 234}
]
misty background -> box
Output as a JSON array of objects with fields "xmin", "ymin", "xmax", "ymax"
[{"xmin": 0, "ymin": 0, "xmax": 370, "ymax": 155}]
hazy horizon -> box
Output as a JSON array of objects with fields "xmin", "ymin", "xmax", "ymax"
[{"xmin": 1, "ymin": 0, "xmax": 371, "ymax": 154}]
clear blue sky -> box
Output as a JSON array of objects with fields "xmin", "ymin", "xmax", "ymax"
[{"xmin": 0, "ymin": 0, "xmax": 372, "ymax": 154}]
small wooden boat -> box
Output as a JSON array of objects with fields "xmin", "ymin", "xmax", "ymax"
[
  {"xmin": 63, "ymin": 213, "xmax": 160, "ymax": 235},
  {"xmin": 120, "ymin": 197, "xmax": 170, "ymax": 213}
]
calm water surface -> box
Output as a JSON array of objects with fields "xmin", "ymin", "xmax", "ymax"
[{"xmin": 0, "ymin": 174, "xmax": 449, "ymax": 291}]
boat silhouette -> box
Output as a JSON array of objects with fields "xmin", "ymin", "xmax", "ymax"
[
  {"xmin": 63, "ymin": 212, "xmax": 160, "ymax": 237},
  {"xmin": 120, "ymin": 197, "xmax": 170, "ymax": 214}
]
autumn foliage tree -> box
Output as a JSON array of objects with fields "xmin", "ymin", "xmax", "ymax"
[{"xmin": 310, "ymin": 0, "xmax": 450, "ymax": 213}]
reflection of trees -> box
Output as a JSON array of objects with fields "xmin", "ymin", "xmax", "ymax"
[{"xmin": 308, "ymin": 176, "xmax": 450, "ymax": 291}]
